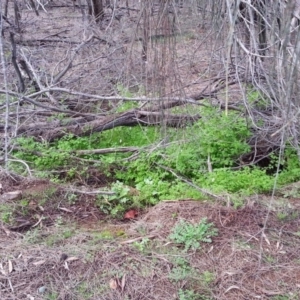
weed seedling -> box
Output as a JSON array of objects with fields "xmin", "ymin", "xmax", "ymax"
[
  {"xmin": 169, "ymin": 218, "xmax": 218, "ymax": 251},
  {"xmin": 178, "ymin": 289, "xmax": 212, "ymax": 300},
  {"xmin": 133, "ymin": 237, "xmax": 150, "ymax": 252}
]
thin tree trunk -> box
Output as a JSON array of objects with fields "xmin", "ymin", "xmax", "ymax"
[{"xmin": 88, "ymin": 0, "xmax": 104, "ymax": 22}]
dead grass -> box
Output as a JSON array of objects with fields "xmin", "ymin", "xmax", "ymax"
[{"xmin": 0, "ymin": 176, "xmax": 300, "ymax": 299}]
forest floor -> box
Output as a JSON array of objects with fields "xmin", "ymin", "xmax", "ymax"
[
  {"xmin": 1, "ymin": 175, "xmax": 300, "ymax": 299},
  {"xmin": 1, "ymin": 1, "xmax": 300, "ymax": 299}
]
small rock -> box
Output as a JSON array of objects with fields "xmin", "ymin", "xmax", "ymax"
[
  {"xmin": 38, "ymin": 286, "xmax": 46, "ymax": 294},
  {"xmin": 60, "ymin": 253, "xmax": 68, "ymax": 262},
  {"xmin": 0, "ymin": 191, "xmax": 22, "ymax": 202}
]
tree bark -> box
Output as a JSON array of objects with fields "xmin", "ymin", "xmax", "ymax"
[
  {"xmin": 88, "ymin": 0, "xmax": 104, "ymax": 22},
  {"xmin": 12, "ymin": 110, "xmax": 200, "ymax": 142}
]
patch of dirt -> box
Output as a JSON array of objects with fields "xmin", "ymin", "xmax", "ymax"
[
  {"xmin": 0, "ymin": 175, "xmax": 108, "ymax": 231},
  {"xmin": 0, "ymin": 177, "xmax": 300, "ymax": 299}
]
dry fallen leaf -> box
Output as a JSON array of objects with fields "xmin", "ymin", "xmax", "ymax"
[
  {"xmin": 8, "ymin": 260, "xmax": 13, "ymax": 273},
  {"xmin": 32, "ymin": 215, "xmax": 43, "ymax": 228},
  {"xmin": 224, "ymin": 285, "xmax": 240, "ymax": 294},
  {"xmin": 29, "ymin": 200, "xmax": 37, "ymax": 207},
  {"xmin": 0, "ymin": 263, "xmax": 7, "ymax": 276},
  {"xmin": 121, "ymin": 274, "xmax": 126, "ymax": 292},
  {"xmin": 124, "ymin": 209, "xmax": 138, "ymax": 219},
  {"xmin": 262, "ymin": 232, "xmax": 270, "ymax": 245},
  {"xmin": 58, "ymin": 207, "xmax": 73, "ymax": 213},
  {"xmin": 32, "ymin": 260, "xmax": 46, "ymax": 266},
  {"xmin": 66, "ymin": 256, "xmax": 79, "ymax": 262},
  {"xmin": 109, "ymin": 278, "xmax": 118, "ymax": 290},
  {"xmin": 0, "ymin": 190, "xmax": 22, "ymax": 201},
  {"xmin": 2, "ymin": 226, "xmax": 10, "ymax": 237},
  {"xmin": 38, "ymin": 205, "xmax": 44, "ymax": 212}
]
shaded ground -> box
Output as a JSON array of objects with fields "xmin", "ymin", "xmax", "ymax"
[{"xmin": 0, "ymin": 175, "xmax": 300, "ymax": 299}]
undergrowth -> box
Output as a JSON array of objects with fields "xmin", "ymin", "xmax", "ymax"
[
  {"xmin": 11, "ymin": 106, "xmax": 300, "ymax": 216},
  {"xmin": 169, "ymin": 218, "xmax": 218, "ymax": 251}
]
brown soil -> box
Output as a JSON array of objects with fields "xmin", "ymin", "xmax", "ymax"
[{"xmin": 0, "ymin": 175, "xmax": 300, "ymax": 299}]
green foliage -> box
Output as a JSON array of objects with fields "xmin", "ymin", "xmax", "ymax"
[
  {"xmin": 13, "ymin": 126, "xmax": 159, "ymax": 174},
  {"xmin": 165, "ymin": 107, "xmax": 250, "ymax": 177},
  {"xmin": 178, "ymin": 289, "xmax": 212, "ymax": 300},
  {"xmin": 133, "ymin": 237, "xmax": 150, "ymax": 252},
  {"xmin": 75, "ymin": 281, "xmax": 94, "ymax": 299},
  {"xmin": 169, "ymin": 257, "xmax": 214, "ymax": 299},
  {"xmin": 246, "ymin": 87, "xmax": 270, "ymax": 109},
  {"xmin": 178, "ymin": 289, "xmax": 211, "ymax": 300},
  {"xmin": 278, "ymin": 149, "xmax": 300, "ymax": 185},
  {"xmin": 191, "ymin": 108, "xmax": 251, "ymax": 169},
  {"xmin": 115, "ymin": 83, "xmax": 145, "ymax": 112},
  {"xmin": 169, "ymin": 218, "xmax": 218, "ymax": 251},
  {"xmin": 116, "ymin": 83, "xmax": 134, "ymax": 98},
  {"xmin": 169, "ymin": 257, "xmax": 197, "ymax": 281},
  {"xmin": 45, "ymin": 292, "xmax": 59, "ymax": 300},
  {"xmin": 96, "ymin": 181, "xmax": 135, "ymax": 217},
  {"xmin": 117, "ymin": 107, "xmax": 254, "ymax": 198},
  {"xmin": 108, "ymin": 107, "xmax": 300, "ymax": 201},
  {"xmin": 276, "ymin": 209, "xmax": 298, "ymax": 222},
  {"xmin": 12, "ymin": 103, "xmax": 300, "ymax": 211},
  {"xmin": 0, "ymin": 203, "xmax": 13, "ymax": 224},
  {"xmin": 45, "ymin": 227, "xmax": 75, "ymax": 246},
  {"xmin": 99, "ymin": 126, "xmax": 159, "ymax": 149},
  {"xmin": 14, "ymin": 136, "xmax": 71, "ymax": 171},
  {"xmin": 271, "ymin": 294, "xmax": 298, "ymax": 300},
  {"xmin": 200, "ymin": 271, "xmax": 215, "ymax": 286},
  {"xmin": 200, "ymin": 167, "xmax": 274, "ymax": 194}
]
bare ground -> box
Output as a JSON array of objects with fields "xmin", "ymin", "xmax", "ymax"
[{"xmin": 0, "ymin": 175, "xmax": 300, "ymax": 299}]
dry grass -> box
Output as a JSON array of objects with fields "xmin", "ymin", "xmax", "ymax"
[{"xmin": 0, "ymin": 176, "xmax": 300, "ymax": 299}]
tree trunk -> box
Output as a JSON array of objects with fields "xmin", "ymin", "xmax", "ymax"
[{"xmin": 88, "ymin": 0, "xmax": 104, "ymax": 22}]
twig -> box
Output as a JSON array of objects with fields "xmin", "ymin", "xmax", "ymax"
[
  {"xmin": 0, "ymin": 89, "xmax": 96, "ymax": 117},
  {"xmin": 53, "ymin": 34, "xmax": 94, "ymax": 84},
  {"xmin": 75, "ymin": 146, "xmax": 142, "ymax": 155},
  {"xmin": 62, "ymin": 186, "xmax": 115, "ymax": 196},
  {"xmin": 155, "ymin": 163, "xmax": 223, "ymax": 201},
  {"xmin": 120, "ymin": 235, "xmax": 156, "ymax": 245},
  {"xmin": 8, "ymin": 159, "xmax": 32, "ymax": 177},
  {"xmin": 20, "ymin": 49, "xmax": 57, "ymax": 104}
]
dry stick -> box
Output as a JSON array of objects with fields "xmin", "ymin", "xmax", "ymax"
[
  {"xmin": 75, "ymin": 146, "xmax": 142, "ymax": 155},
  {"xmin": 0, "ymin": 89, "xmax": 96, "ymax": 117},
  {"xmin": 7, "ymin": 75, "xmax": 238, "ymax": 105},
  {"xmin": 28, "ymin": 0, "xmax": 39, "ymax": 16},
  {"xmin": 120, "ymin": 235, "xmax": 157, "ymax": 245},
  {"xmin": 34, "ymin": 0, "xmax": 48, "ymax": 13},
  {"xmin": 29, "ymin": 87, "xmax": 202, "ymax": 102},
  {"xmin": 224, "ymin": 0, "xmax": 236, "ymax": 117},
  {"xmin": 17, "ymin": 146, "xmax": 143, "ymax": 157},
  {"xmin": 0, "ymin": 7, "xmax": 10, "ymax": 170},
  {"xmin": 258, "ymin": 130, "xmax": 286, "ymax": 268},
  {"xmin": 8, "ymin": 159, "xmax": 32, "ymax": 177},
  {"xmin": 155, "ymin": 164, "xmax": 222, "ymax": 201},
  {"xmin": 10, "ymin": 32, "xmax": 25, "ymax": 93},
  {"xmin": 20, "ymin": 49, "xmax": 58, "ymax": 104},
  {"xmin": 53, "ymin": 34, "xmax": 94, "ymax": 84},
  {"xmin": 62, "ymin": 186, "xmax": 115, "ymax": 196}
]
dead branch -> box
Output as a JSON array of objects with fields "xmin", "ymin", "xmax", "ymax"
[
  {"xmin": 156, "ymin": 163, "xmax": 223, "ymax": 201},
  {"xmin": 15, "ymin": 109, "xmax": 200, "ymax": 141},
  {"xmin": 75, "ymin": 147, "xmax": 142, "ymax": 155}
]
